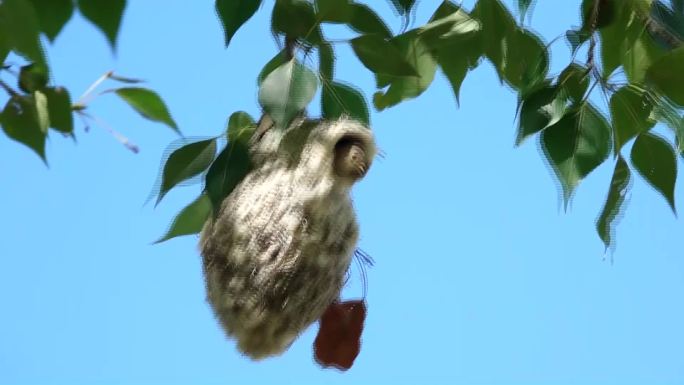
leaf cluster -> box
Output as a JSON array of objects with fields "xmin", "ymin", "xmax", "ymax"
[{"xmin": 0, "ymin": 0, "xmax": 178, "ymax": 161}]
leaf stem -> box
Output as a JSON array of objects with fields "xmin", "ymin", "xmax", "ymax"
[
  {"xmin": 77, "ymin": 110, "xmax": 140, "ymax": 153},
  {"xmin": 77, "ymin": 70, "xmax": 114, "ymax": 106}
]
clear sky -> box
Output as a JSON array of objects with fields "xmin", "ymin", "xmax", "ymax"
[{"xmin": 2, "ymin": 1, "xmax": 684, "ymax": 384}]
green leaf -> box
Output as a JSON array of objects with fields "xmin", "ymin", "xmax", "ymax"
[
  {"xmin": 77, "ymin": 0, "xmax": 126, "ymax": 49},
  {"xmin": 205, "ymin": 140, "xmax": 252, "ymax": 216},
  {"xmin": 226, "ymin": 111, "xmax": 256, "ymax": 142},
  {"xmin": 157, "ymin": 139, "xmax": 217, "ymax": 205},
  {"xmin": 271, "ymin": 0, "xmax": 322, "ymax": 45},
  {"xmin": 18, "ymin": 63, "xmax": 48, "ymax": 93},
  {"xmin": 44, "ymin": 86, "xmax": 74, "ymax": 134},
  {"xmin": 610, "ymin": 85, "xmax": 655, "ymax": 154},
  {"xmin": 351, "ymin": 34, "xmax": 419, "ymax": 77},
  {"xmin": 517, "ymin": 85, "xmax": 568, "ymax": 145},
  {"xmin": 581, "ymin": 0, "xmax": 617, "ymax": 30},
  {"xmin": 427, "ymin": 2, "xmax": 482, "ymax": 105},
  {"xmin": 598, "ymin": 1, "xmax": 653, "ymax": 79},
  {"xmin": 319, "ymin": 42, "xmax": 334, "ymax": 81},
  {"xmin": 517, "ymin": 0, "xmax": 533, "ymax": 22},
  {"xmin": 109, "ymin": 73, "xmax": 145, "ymax": 84},
  {"xmin": 388, "ymin": 0, "xmax": 416, "ymax": 15},
  {"xmin": 0, "ymin": 30, "xmax": 9, "ymax": 64},
  {"xmin": 0, "ymin": 0, "xmax": 47, "ymax": 66},
  {"xmin": 646, "ymin": 46, "xmax": 684, "ymax": 106},
  {"xmin": 434, "ymin": 36, "xmax": 481, "ymax": 105},
  {"xmin": 503, "ymin": 28, "xmax": 548, "ymax": 92},
  {"xmin": 471, "ymin": 0, "xmax": 516, "ymax": 78},
  {"xmin": 257, "ymin": 50, "xmax": 288, "ymax": 85},
  {"xmin": 557, "ymin": 63, "xmax": 589, "ymax": 103},
  {"xmin": 348, "ymin": 3, "xmax": 392, "ymax": 38},
  {"xmin": 596, "ymin": 156, "xmax": 631, "ymax": 249},
  {"xmin": 623, "ymin": 30, "xmax": 666, "ymax": 84},
  {"xmin": 541, "ymin": 103, "xmax": 612, "ymax": 205},
  {"xmin": 1, "ymin": 95, "xmax": 48, "ymax": 161},
  {"xmin": 257, "ymin": 59, "xmax": 318, "ymax": 127},
  {"xmin": 27, "ymin": 0, "xmax": 74, "ymax": 41},
  {"xmin": 115, "ymin": 87, "xmax": 179, "ymax": 133},
  {"xmin": 418, "ymin": 1, "xmax": 480, "ymax": 46},
  {"xmin": 155, "ymin": 194, "xmax": 212, "ymax": 243},
  {"xmin": 315, "ymin": 0, "xmax": 353, "ymax": 23},
  {"xmin": 649, "ymin": 0, "xmax": 684, "ymax": 49},
  {"xmin": 372, "ymin": 32, "xmax": 437, "ymax": 111},
  {"xmin": 648, "ymin": 91, "xmax": 684, "ymax": 156},
  {"xmin": 322, "ymin": 81, "xmax": 370, "ymax": 125},
  {"xmin": 630, "ymin": 132, "xmax": 677, "ymax": 213},
  {"xmin": 565, "ymin": 29, "xmax": 590, "ymax": 53},
  {"xmin": 215, "ymin": 0, "xmax": 262, "ymax": 47}
]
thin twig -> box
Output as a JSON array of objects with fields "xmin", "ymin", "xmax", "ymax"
[
  {"xmin": 77, "ymin": 70, "xmax": 113, "ymax": 105},
  {"xmin": 0, "ymin": 79, "xmax": 18, "ymax": 97},
  {"xmin": 586, "ymin": 0, "xmax": 601, "ymax": 72},
  {"xmin": 78, "ymin": 111, "xmax": 140, "ymax": 153}
]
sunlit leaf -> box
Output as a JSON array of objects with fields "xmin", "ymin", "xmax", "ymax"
[
  {"xmin": 541, "ymin": 103, "xmax": 612, "ymax": 205},
  {"xmin": 258, "ymin": 50, "xmax": 288, "ymax": 85},
  {"xmin": 596, "ymin": 156, "xmax": 631, "ymax": 249},
  {"xmin": 226, "ymin": 111, "xmax": 256, "ymax": 142},
  {"xmin": 33, "ymin": 90, "xmax": 49, "ymax": 134},
  {"xmin": 0, "ymin": 0, "xmax": 47, "ymax": 66},
  {"xmin": 351, "ymin": 34, "xmax": 419, "ymax": 78},
  {"xmin": 348, "ymin": 3, "xmax": 392, "ymax": 38},
  {"xmin": 44, "ymin": 86, "xmax": 73, "ymax": 134},
  {"xmin": 646, "ymin": 46, "xmax": 684, "ymax": 106},
  {"xmin": 630, "ymin": 132, "xmax": 677, "ymax": 213},
  {"xmin": 77, "ymin": 0, "xmax": 126, "ymax": 49},
  {"xmin": 610, "ymin": 85, "xmax": 655, "ymax": 154},
  {"xmin": 115, "ymin": 87, "xmax": 179, "ymax": 133},
  {"xmin": 155, "ymin": 194, "xmax": 212, "ymax": 243},
  {"xmin": 258, "ymin": 59, "xmax": 318, "ymax": 127},
  {"xmin": 216, "ymin": 0, "xmax": 262, "ymax": 47},
  {"xmin": 322, "ymin": 81, "xmax": 369, "ymax": 125},
  {"xmin": 372, "ymin": 32, "xmax": 437, "ymax": 111},
  {"xmin": 157, "ymin": 139, "xmax": 217, "ymax": 205},
  {"xmin": 27, "ymin": 0, "xmax": 74, "ymax": 41},
  {"xmin": 1, "ymin": 95, "xmax": 48, "ymax": 162}
]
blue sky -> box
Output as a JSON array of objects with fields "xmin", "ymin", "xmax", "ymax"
[{"xmin": 2, "ymin": 1, "xmax": 684, "ymax": 384}]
